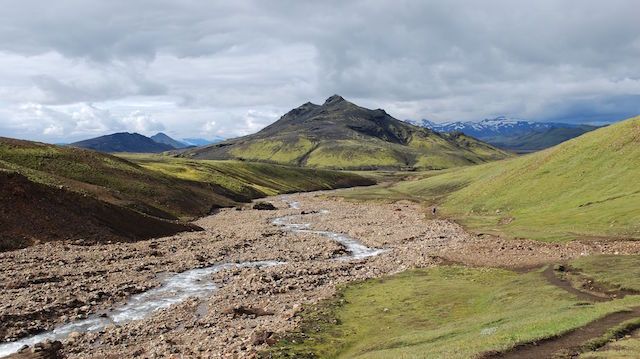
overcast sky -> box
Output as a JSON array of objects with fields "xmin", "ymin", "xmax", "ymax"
[{"xmin": 0, "ymin": 0, "xmax": 639, "ymax": 143}]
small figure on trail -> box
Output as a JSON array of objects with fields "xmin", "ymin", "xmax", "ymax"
[{"xmin": 432, "ymin": 207, "xmax": 437, "ymax": 216}]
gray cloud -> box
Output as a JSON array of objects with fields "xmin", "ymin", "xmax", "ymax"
[{"xmin": 0, "ymin": 0, "xmax": 639, "ymax": 142}]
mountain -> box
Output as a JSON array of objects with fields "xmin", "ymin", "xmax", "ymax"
[
  {"xmin": 382, "ymin": 115, "xmax": 640, "ymax": 242},
  {"xmin": 151, "ymin": 132, "xmax": 189, "ymax": 148},
  {"xmin": 0, "ymin": 136, "xmax": 373, "ymax": 250},
  {"xmin": 182, "ymin": 137, "xmax": 224, "ymax": 146},
  {"xmin": 181, "ymin": 95, "xmax": 511, "ymax": 170},
  {"xmin": 70, "ymin": 132, "xmax": 175, "ymax": 153},
  {"xmin": 409, "ymin": 117, "xmax": 599, "ymax": 152}
]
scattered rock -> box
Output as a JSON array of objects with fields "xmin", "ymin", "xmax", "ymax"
[
  {"xmin": 222, "ymin": 306, "xmax": 274, "ymax": 318},
  {"xmin": 252, "ymin": 202, "xmax": 277, "ymax": 210}
]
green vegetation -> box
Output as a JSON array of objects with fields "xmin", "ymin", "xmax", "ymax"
[
  {"xmin": 183, "ymin": 96, "xmax": 511, "ymax": 170},
  {"xmin": 229, "ymin": 137, "xmax": 316, "ymax": 165},
  {"xmin": 120, "ymin": 154, "xmax": 374, "ymax": 199},
  {"xmin": 581, "ymin": 330, "xmax": 640, "ymax": 358},
  {"xmin": 341, "ymin": 116, "xmax": 640, "ymax": 242},
  {"xmin": 0, "ymin": 137, "xmax": 374, "ymax": 220},
  {"xmin": 264, "ymin": 265, "xmax": 640, "ymax": 359},
  {"xmin": 572, "ymin": 255, "xmax": 640, "ymax": 358},
  {"xmin": 305, "ymin": 140, "xmax": 408, "ymax": 169},
  {"xmin": 571, "ymin": 255, "xmax": 640, "ymax": 292}
]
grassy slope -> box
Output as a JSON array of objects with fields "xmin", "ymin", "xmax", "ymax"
[
  {"xmin": 0, "ymin": 138, "xmax": 374, "ymax": 220},
  {"xmin": 341, "ymin": 116, "xmax": 640, "ymax": 242},
  {"xmin": 0, "ymin": 137, "xmax": 231, "ymax": 219},
  {"xmin": 265, "ymin": 264, "xmax": 640, "ymax": 359},
  {"xmin": 120, "ymin": 154, "xmax": 375, "ymax": 199},
  {"xmin": 222, "ymin": 134, "xmax": 511, "ymax": 171}
]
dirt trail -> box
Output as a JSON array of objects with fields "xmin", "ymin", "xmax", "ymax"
[
  {"xmin": 480, "ymin": 266, "xmax": 640, "ymax": 359},
  {"xmin": 481, "ymin": 307, "xmax": 640, "ymax": 359},
  {"xmin": 542, "ymin": 266, "xmax": 610, "ymax": 302}
]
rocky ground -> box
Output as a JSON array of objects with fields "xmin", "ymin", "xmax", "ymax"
[{"xmin": 2, "ymin": 190, "xmax": 640, "ymax": 358}]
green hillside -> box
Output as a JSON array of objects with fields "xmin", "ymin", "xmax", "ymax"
[
  {"xmin": 182, "ymin": 95, "xmax": 511, "ymax": 170},
  {"xmin": 120, "ymin": 154, "xmax": 375, "ymax": 200},
  {"xmin": 0, "ymin": 137, "xmax": 373, "ymax": 250},
  {"xmin": 342, "ymin": 116, "xmax": 640, "ymax": 242}
]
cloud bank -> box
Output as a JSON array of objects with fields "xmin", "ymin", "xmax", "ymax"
[{"xmin": 0, "ymin": 0, "xmax": 639, "ymax": 142}]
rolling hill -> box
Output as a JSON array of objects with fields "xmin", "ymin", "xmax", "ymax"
[
  {"xmin": 343, "ymin": 115, "xmax": 640, "ymax": 242},
  {"xmin": 70, "ymin": 132, "xmax": 175, "ymax": 153},
  {"xmin": 0, "ymin": 137, "xmax": 373, "ymax": 250},
  {"xmin": 411, "ymin": 117, "xmax": 599, "ymax": 152},
  {"xmin": 181, "ymin": 95, "xmax": 511, "ymax": 170}
]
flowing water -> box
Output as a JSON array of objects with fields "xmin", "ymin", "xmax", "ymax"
[
  {"xmin": 0, "ymin": 261, "xmax": 281, "ymax": 357},
  {"xmin": 0, "ymin": 197, "xmax": 384, "ymax": 357}
]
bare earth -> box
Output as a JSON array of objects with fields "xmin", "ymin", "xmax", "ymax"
[{"xmin": 2, "ymin": 189, "xmax": 640, "ymax": 358}]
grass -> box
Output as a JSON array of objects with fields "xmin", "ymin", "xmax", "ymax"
[
  {"xmin": 581, "ymin": 329, "xmax": 640, "ymax": 358},
  {"xmin": 339, "ymin": 116, "xmax": 640, "ymax": 242},
  {"xmin": 263, "ymin": 265, "xmax": 640, "ymax": 359},
  {"xmin": 120, "ymin": 154, "xmax": 375, "ymax": 199},
  {"xmin": 230, "ymin": 137, "xmax": 316, "ymax": 165},
  {"xmin": 570, "ymin": 255, "xmax": 640, "ymax": 292},
  {"xmin": 0, "ymin": 137, "xmax": 374, "ymax": 220},
  {"xmin": 572, "ymin": 255, "xmax": 640, "ymax": 358}
]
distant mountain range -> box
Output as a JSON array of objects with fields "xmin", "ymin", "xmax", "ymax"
[
  {"xmin": 407, "ymin": 117, "xmax": 599, "ymax": 152},
  {"xmin": 69, "ymin": 132, "xmax": 224, "ymax": 153},
  {"xmin": 181, "ymin": 95, "xmax": 510, "ymax": 170}
]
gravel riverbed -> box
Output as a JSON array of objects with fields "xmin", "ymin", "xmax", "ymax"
[{"xmin": 2, "ymin": 190, "xmax": 640, "ymax": 358}]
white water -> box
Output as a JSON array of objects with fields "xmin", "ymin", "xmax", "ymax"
[
  {"xmin": 272, "ymin": 199, "xmax": 386, "ymax": 260},
  {"xmin": 0, "ymin": 261, "xmax": 281, "ymax": 357},
  {"xmin": 0, "ymin": 197, "xmax": 384, "ymax": 357}
]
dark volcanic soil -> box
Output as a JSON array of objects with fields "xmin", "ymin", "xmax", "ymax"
[{"xmin": 0, "ymin": 171, "xmax": 200, "ymax": 251}]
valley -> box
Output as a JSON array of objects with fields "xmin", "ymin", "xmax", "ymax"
[
  {"xmin": 1, "ymin": 113, "xmax": 639, "ymax": 359},
  {"xmin": 2, "ymin": 2, "xmax": 639, "ymax": 358},
  {"xmin": 1, "ymin": 189, "xmax": 639, "ymax": 358}
]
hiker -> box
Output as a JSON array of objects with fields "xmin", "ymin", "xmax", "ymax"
[{"xmin": 432, "ymin": 207, "xmax": 437, "ymax": 216}]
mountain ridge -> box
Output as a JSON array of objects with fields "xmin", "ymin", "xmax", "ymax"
[
  {"xmin": 409, "ymin": 117, "xmax": 599, "ymax": 152},
  {"xmin": 182, "ymin": 95, "xmax": 511, "ymax": 170}
]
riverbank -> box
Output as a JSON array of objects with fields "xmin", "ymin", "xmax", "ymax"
[{"xmin": 2, "ymin": 190, "xmax": 640, "ymax": 358}]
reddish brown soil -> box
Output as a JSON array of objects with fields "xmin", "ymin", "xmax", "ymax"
[{"xmin": 0, "ymin": 171, "xmax": 201, "ymax": 251}]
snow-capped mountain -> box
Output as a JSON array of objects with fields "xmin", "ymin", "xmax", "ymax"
[
  {"xmin": 409, "ymin": 117, "xmax": 572, "ymax": 137},
  {"xmin": 407, "ymin": 117, "xmax": 599, "ymax": 152}
]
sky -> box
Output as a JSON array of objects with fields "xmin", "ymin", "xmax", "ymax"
[{"xmin": 0, "ymin": 0, "xmax": 639, "ymax": 143}]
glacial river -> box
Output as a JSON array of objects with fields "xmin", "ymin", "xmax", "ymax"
[{"xmin": 0, "ymin": 197, "xmax": 384, "ymax": 357}]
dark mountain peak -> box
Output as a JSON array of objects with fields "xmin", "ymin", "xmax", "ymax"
[
  {"xmin": 70, "ymin": 132, "xmax": 174, "ymax": 153},
  {"xmin": 323, "ymin": 94, "xmax": 347, "ymax": 106},
  {"xmin": 284, "ymin": 101, "xmax": 321, "ymax": 118}
]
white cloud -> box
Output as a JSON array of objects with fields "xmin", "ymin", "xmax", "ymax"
[{"xmin": 0, "ymin": 0, "xmax": 639, "ymax": 142}]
